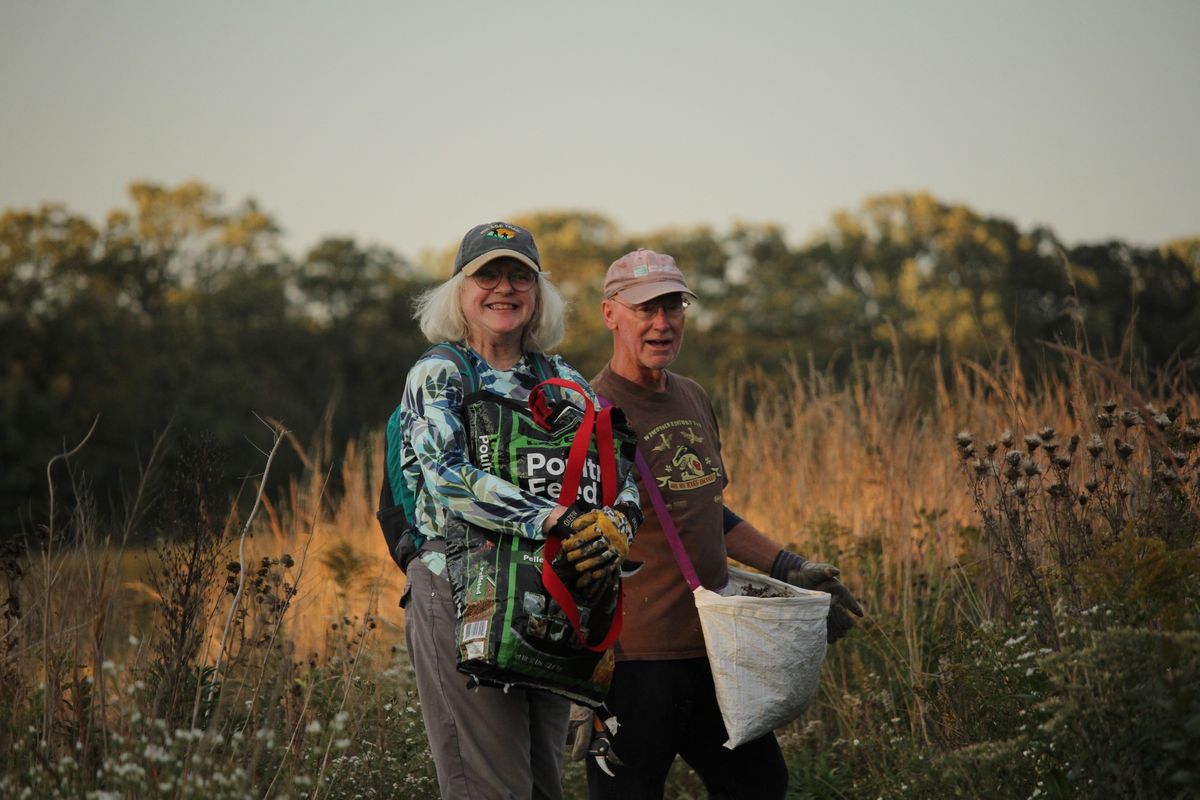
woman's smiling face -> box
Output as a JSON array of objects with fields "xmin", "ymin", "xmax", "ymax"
[{"xmin": 461, "ymin": 257, "xmax": 538, "ymax": 347}]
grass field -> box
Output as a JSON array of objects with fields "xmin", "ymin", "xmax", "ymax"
[{"xmin": 2, "ymin": 349, "xmax": 1198, "ymax": 799}]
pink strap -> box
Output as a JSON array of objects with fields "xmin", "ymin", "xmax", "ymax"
[{"xmin": 598, "ymin": 396, "xmax": 702, "ymax": 590}]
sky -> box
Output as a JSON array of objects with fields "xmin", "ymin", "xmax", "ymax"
[{"xmin": 2, "ymin": 0, "xmax": 1198, "ymax": 264}]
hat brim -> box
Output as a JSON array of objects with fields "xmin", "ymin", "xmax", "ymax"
[
  {"xmin": 458, "ymin": 250, "xmax": 541, "ymax": 276},
  {"xmin": 610, "ymin": 279, "xmax": 697, "ymax": 305}
]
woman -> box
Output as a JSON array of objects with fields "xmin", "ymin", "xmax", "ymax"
[{"xmin": 390, "ymin": 221, "xmax": 642, "ymax": 799}]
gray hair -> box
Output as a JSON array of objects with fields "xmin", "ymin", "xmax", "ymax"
[{"xmin": 414, "ymin": 272, "xmax": 568, "ymax": 352}]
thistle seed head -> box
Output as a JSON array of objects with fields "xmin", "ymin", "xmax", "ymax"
[
  {"xmin": 1038, "ymin": 426, "xmax": 1056, "ymax": 441},
  {"xmin": 1156, "ymin": 466, "xmax": 1179, "ymax": 485},
  {"xmin": 1005, "ymin": 450, "xmax": 1023, "ymax": 467},
  {"xmin": 1101, "ymin": 400, "xmax": 1117, "ymax": 414},
  {"xmin": 955, "ymin": 430, "xmax": 974, "ymax": 448},
  {"xmin": 1024, "ymin": 434, "xmax": 1041, "ymax": 452},
  {"xmin": 1086, "ymin": 435, "xmax": 1104, "ymax": 457},
  {"xmin": 1120, "ymin": 410, "xmax": 1142, "ymax": 429},
  {"xmin": 999, "ymin": 430, "xmax": 1014, "ymax": 447}
]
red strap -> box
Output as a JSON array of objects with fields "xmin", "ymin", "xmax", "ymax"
[
  {"xmin": 529, "ymin": 379, "xmax": 624, "ymax": 652},
  {"xmin": 596, "ymin": 406, "xmax": 617, "ymax": 506}
]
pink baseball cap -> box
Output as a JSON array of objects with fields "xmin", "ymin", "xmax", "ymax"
[{"xmin": 603, "ymin": 249, "xmax": 697, "ymax": 304}]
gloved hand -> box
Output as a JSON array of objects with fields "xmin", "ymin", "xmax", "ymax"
[
  {"xmin": 558, "ymin": 507, "xmax": 631, "ymax": 601},
  {"xmin": 785, "ymin": 562, "xmax": 864, "ymax": 644}
]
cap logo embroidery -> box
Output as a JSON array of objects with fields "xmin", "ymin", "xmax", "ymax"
[
  {"xmin": 485, "ymin": 225, "xmax": 517, "ymax": 240},
  {"xmin": 632, "ymin": 266, "xmax": 650, "ymax": 277}
]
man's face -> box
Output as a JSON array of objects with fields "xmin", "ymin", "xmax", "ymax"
[{"xmin": 602, "ymin": 292, "xmax": 688, "ymax": 376}]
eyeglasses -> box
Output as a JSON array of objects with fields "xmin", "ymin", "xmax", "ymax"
[
  {"xmin": 610, "ymin": 294, "xmax": 690, "ymax": 320},
  {"xmin": 471, "ymin": 265, "xmax": 536, "ymax": 291}
]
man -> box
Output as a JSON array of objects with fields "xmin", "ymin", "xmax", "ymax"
[{"xmin": 587, "ymin": 248, "xmax": 864, "ymax": 799}]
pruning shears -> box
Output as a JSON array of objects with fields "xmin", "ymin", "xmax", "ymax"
[{"xmin": 589, "ymin": 712, "xmax": 623, "ymax": 777}]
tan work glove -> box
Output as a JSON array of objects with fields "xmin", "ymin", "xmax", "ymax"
[{"xmin": 560, "ymin": 507, "xmax": 631, "ymax": 601}]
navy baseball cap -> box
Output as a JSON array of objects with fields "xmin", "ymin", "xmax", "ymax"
[{"xmin": 453, "ymin": 222, "xmax": 542, "ymax": 276}]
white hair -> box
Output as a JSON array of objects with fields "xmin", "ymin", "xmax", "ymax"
[{"xmin": 414, "ymin": 271, "xmax": 568, "ymax": 352}]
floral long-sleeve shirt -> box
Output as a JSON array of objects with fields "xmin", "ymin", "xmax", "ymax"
[{"xmin": 387, "ymin": 345, "xmax": 640, "ymax": 577}]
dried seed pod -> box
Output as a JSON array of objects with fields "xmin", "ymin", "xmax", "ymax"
[
  {"xmin": 227, "ymin": 561, "xmax": 242, "ymax": 574},
  {"xmin": 1022, "ymin": 458, "xmax": 1040, "ymax": 476},
  {"xmin": 1097, "ymin": 413, "xmax": 1115, "ymax": 430},
  {"xmin": 1120, "ymin": 410, "xmax": 1142, "ymax": 429},
  {"xmin": 1024, "ymin": 434, "xmax": 1041, "ymax": 452},
  {"xmin": 985, "ymin": 441, "xmax": 998, "ymax": 455},
  {"xmin": 1152, "ymin": 413, "xmax": 1171, "ymax": 428},
  {"xmin": 972, "ymin": 458, "xmax": 989, "ymax": 475},
  {"xmin": 1053, "ymin": 456, "xmax": 1072, "ymax": 469},
  {"xmin": 281, "ymin": 553, "xmax": 295, "ymax": 568},
  {"xmin": 1084, "ymin": 478, "xmax": 1099, "ymax": 492},
  {"xmin": 1156, "ymin": 466, "xmax": 1179, "ymax": 485},
  {"xmin": 955, "ymin": 431, "xmax": 974, "ymax": 448},
  {"xmin": 1115, "ymin": 439, "xmax": 1135, "ymax": 460},
  {"xmin": 1101, "ymin": 400, "xmax": 1117, "ymax": 414},
  {"xmin": 1047, "ymin": 483, "xmax": 1069, "ymax": 498},
  {"xmin": 1068, "ymin": 433, "xmax": 1080, "ymax": 454},
  {"xmin": 1000, "ymin": 430, "xmax": 1014, "ymax": 447},
  {"xmin": 1043, "ymin": 440, "xmax": 1059, "ymax": 455},
  {"xmin": 1078, "ymin": 494, "xmax": 1089, "ymax": 507},
  {"xmin": 1086, "ymin": 435, "xmax": 1104, "ymax": 457},
  {"xmin": 1013, "ymin": 480, "xmax": 1028, "ymax": 497},
  {"xmin": 1005, "ymin": 450, "xmax": 1023, "ymax": 467},
  {"xmin": 1038, "ymin": 426, "xmax": 1056, "ymax": 441}
]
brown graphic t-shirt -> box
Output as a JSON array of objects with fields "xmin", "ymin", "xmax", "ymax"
[{"xmin": 592, "ymin": 366, "xmax": 730, "ymax": 660}]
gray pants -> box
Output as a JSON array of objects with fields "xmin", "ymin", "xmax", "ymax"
[{"xmin": 404, "ymin": 556, "xmax": 570, "ymax": 800}]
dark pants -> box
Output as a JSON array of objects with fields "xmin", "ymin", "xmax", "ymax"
[{"xmin": 587, "ymin": 658, "xmax": 788, "ymax": 800}]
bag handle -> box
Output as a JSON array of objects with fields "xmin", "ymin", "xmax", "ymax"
[
  {"xmin": 598, "ymin": 395, "xmax": 701, "ymax": 591},
  {"xmin": 530, "ymin": 379, "xmax": 624, "ymax": 652}
]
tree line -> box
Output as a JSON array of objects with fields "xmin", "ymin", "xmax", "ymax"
[{"xmin": 3, "ymin": 181, "xmax": 1198, "ymax": 537}]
